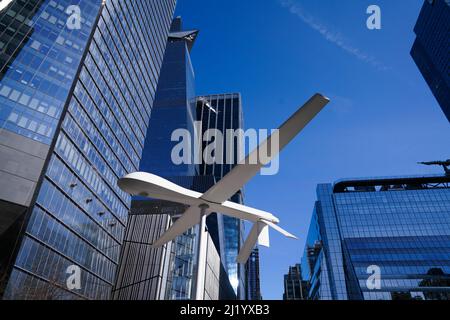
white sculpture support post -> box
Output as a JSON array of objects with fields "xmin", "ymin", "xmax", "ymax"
[{"xmin": 194, "ymin": 204, "xmax": 209, "ymax": 300}]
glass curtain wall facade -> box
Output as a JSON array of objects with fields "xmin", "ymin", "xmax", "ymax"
[
  {"xmin": 1, "ymin": 0, "xmax": 176, "ymax": 300},
  {"xmin": 301, "ymin": 175, "xmax": 450, "ymax": 300},
  {"xmin": 196, "ymin": 93, "xmax": 247, "ymax": 299},
  {"xmin": 139, "ymin": 17, "xmax": 198, "ymax": 177},
  {"xmin": 411, "ymin": 0, "xmax": 450, "ymax": 121},
  {"xmin": 1, "ymin": 0, "xmax": 99, "ymax": 144},
  {"xmin": 112, "ymin": 200, "xmax": 182, "ymax": 300}
]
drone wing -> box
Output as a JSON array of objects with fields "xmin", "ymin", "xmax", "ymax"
[
  {"xmin": 236, "ymin": 220, "xmax": 298, "ymax": 264},
  {"xmin": 118, "ymin": 173, "xmax": 205, "ymax": 248},
  {"xmin": 118, "ymin": 172, "xmax": 202, "ymax": 206},
  {"xmin": 202, "ymin": 94, "xmax": 329, "ymax": 263},
  {"xmin": 201, "ymin": 93, "xmax": 330, "ymax": 204},
  {"xmin": 151, "ymin": 206, "xmax": 202, "ymax": 248}
]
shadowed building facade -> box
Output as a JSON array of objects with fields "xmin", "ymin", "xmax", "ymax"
[
  {"xmin": 283, "ymin": 264, "xmax": 307, "ymax": 300},
  {"xmin": 411, "ymin": 0, "xmax": 450, "ymax": 121},
  {"xmin": 0, "ymin": 0, "xmax": 176, "ymax": 299},
  {"xmin": 247, "ymin": 247, "xmax": 262, "ymax": 300},
  {"xmin": 112, "ymin": 200, "xmax": 180, "ymax": 300},
  {"xmin": 301, "ymin": 175, "xmax": 450, "ymax": 300}
]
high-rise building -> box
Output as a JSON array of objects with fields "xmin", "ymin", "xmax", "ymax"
[
  {"xmin": 112, "ymin": 16, "xmax": 198, "ymax": 301},
  {"xmin": 139, "ymin": 17, "xmax": 198, "ymax": 178},
  {"xmin": 196, "ymin": 93, "xmax": 247, "ymax": 299},
  {"xmin": 113, "ymin": 18, "xmax": 238, "ymax": 301},
  {"xmin": 283, "ymin": 264, "xmax": 307, "ymax": 300},
  {"xmin": 246, "ymin": 247, "xmax": 262, "ymax": 300},
  {"xmin": 411, "ymin": 0, "xmax": 450, "ymax": 121},
  {"xmin": 0, "ymin": 0, "xmax": 176, "ymax": 300},
  {"xmin": 301, "ymin": 175, "xmax": 450, "ymax": 300}
]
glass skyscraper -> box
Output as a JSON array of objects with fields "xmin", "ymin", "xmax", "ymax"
[
  {"xmin": 0, "ymin": 0, "xmax": 176, "ymax": 300},
  {"xmin": 197, "ymin": 93, "xmax": 247, "ymax": 299},
  {"xmin": 135, "ymin": 17, "xmax": 201, "ymax": 301},
  {"xmin": 411, "ymin": 0, "xmax": 450, "ymax": 122},
  {"xmin": 301, "ymin": 175, "xmax": 450, "ymax": 300},
  {"xmin": 139, "ymin": 17, "xmax": 198, "ymax": 178}
]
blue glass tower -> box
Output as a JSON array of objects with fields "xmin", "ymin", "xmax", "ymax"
[
  {"xmin": 142, "ymin": 17, "xmax": 200, "ymax": 301},
  {"xmin": 411, "ymin": 0, "xmax": 450, "ymax": 122},
  {"xmin": 301, "ymin": 175, "xmax": 450, "ymax": 300},
  {"xmin": 139, "ymin": 17, "xmax": 198, "ymax": 178},
  {"xmin": 0, "ymin": 0, "xmax": 176, "ymax": 300}
]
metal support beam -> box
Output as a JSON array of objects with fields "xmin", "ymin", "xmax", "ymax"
[{"xmin": 194, "ymin": 204, "xmax": 209, "ymax": 300}]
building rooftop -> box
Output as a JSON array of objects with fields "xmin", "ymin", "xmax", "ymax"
[{"xmin": 333, "ymin": 174, "xmax": 450, "ymax": 193}]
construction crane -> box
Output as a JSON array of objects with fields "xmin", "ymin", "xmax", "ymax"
[{"xmin": 418, "ymin": 159, "xmax": 450, "ymax": 176}]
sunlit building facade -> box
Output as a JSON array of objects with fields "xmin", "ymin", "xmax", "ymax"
[
  {"xmin": 0, "ymin": 0, "xmax": 176, "ymax": 299},
  {"xmin": 301, "ymin": 175, "xmax": 450, "ymax": 300}
]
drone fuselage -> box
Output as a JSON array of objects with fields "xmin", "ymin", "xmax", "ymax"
[{"xmin": 118, "ymin": 172, "xmax": 279, "ymax": 224}]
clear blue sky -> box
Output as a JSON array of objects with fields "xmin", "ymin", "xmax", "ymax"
[{"xmin": 175, "ymin": 0, "xmax": 450, "ymax": 300}]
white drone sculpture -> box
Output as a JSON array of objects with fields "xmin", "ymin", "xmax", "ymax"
[{"xmin": 118, "ymin": 94, "xmax": 329, "ymax": 265}]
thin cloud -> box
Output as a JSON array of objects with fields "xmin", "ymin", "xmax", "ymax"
[
  {"xmin": 329, "ymin": 95, "xmax": 354, "ymax": 114},
  {"xmin": 279, "ymin": 0, "xmax": 389, "ymax": 71}
]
